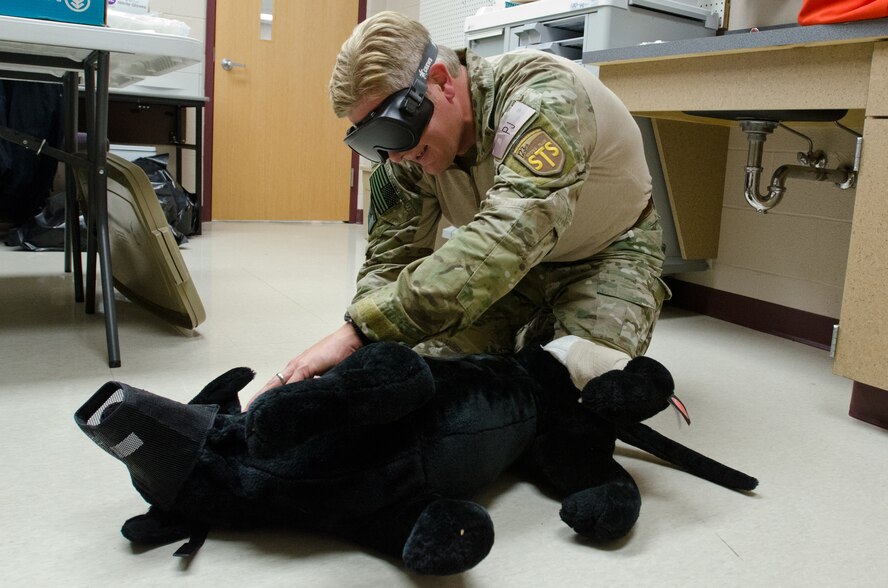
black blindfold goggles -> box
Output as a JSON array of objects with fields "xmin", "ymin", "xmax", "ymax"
[{"xmin": 343, "ymin": 41, "xmax": 438, "ymax": 162}]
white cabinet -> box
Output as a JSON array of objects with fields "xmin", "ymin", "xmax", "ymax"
[{"xmin": 465, "ymin": 0, "xmax": 718, "ymax": 60}]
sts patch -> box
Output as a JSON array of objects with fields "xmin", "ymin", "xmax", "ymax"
[{"xmin": 512, "ymin": 128, "xmax": 565, "ymax": 177}]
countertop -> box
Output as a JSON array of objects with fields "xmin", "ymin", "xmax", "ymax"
[{"xmin": 583, "ymin": 18, "xmax": 888, "ymax": 65}]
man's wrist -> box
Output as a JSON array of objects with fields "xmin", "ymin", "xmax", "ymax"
[{"xmin": 343, "ymin": 312, "xmax": 373, "ymax": 345}]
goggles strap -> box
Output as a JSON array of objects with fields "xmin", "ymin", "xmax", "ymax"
[{"xmin": 402, "ymin": 41, "xmax": 438, "ymax": 115}]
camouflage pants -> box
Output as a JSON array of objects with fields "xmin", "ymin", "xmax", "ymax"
[{"xmin": 414, "ymin": 207, "xmax": 672, "ymax": 358}]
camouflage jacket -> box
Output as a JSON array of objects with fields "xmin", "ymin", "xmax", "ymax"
[{"xmin": 348, "ymin": 48, "xmax": 652, "ymax": 345}]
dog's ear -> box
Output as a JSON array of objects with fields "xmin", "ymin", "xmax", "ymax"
[{"xmin": 189, "ymin": 367, "xmax": 255, "ymax": 413}]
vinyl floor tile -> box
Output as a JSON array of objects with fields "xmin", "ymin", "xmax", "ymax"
[{"xmin": 1, "ymin": 221, "xmax": 886, "ymax": 587}]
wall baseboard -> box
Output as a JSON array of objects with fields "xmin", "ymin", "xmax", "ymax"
[
  {"xmin": 850, "ymin": 381, "xmax": 888, "ymax": 430},
  {"xmin": 664, "ymin": 278, "xmax": 837, "ymax": 350},
  {"xmin": 665, "ymin": 279, "xmax": 888, "ymax": 431}
]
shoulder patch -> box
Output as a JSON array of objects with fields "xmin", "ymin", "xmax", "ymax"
[
  {"xmin": 493, "ymin": 101, "xmax": 537, "ymax": 159},
  {"xmin": 368, "ymin": 166, "xmax": 399, "ymax": 233},
  {"xmin": 512, "ymin": 128, "xmax": 565, "ymax": 176}
]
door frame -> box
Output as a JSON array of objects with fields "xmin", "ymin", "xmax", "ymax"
[{"xmin": 202, "ymin": 0, "xmax": 367, "ymax": 223}]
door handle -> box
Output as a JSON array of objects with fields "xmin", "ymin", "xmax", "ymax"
[{"xmin": 221, "ymin": 58, "xmax": 246, "ymax": 71}]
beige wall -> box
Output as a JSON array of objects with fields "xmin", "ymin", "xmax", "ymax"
[
  {"xmin": 368, "ymin": 0, "xmax": 420, "ymax": 19},
  {"xmin": 674, "ymin": 122, "xmax": 860, "ymax": 319}
]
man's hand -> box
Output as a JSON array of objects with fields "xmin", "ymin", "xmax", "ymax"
[{"xmin": 244, "ymin": 322, "xmax": 365, "ymax": 410}]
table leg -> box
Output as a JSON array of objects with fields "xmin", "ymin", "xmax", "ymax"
[
  {"xmin": 195, "ymin": 105, "xmax": 203, "ymax": 235},
  {"xmin": 63, "ymin": 71, "xmax": 83, "ymax": 302},
  {"xmin": 93, "ymin": 51, "xmax": 120, "ymax": 367},
  {"xmin": 83, "ymin": 51, "xmax": 120, "ymax": 367},
  {"xmin": 175, "ymin": 104, "xmax": 183, "ymax": 186},
  {"xmin": 83, "ymin": 59, "xmax": 97, "ymax": 315}
]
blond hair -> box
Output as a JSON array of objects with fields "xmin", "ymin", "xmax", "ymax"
[{"xmin": 329, "ymin": 11, "xmax": 461, "ymax": 118}]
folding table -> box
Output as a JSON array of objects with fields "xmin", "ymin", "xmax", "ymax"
[{"xmin": 0, "ymin": 15, "xmax": 203, "ymax": 367}]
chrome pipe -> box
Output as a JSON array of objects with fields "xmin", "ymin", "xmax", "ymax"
[
  {"xmin": 745, "ymin": 163, "xmax": 854, "ymax": 214},
  {"xmin": 739, "ymin": 119, "xmax": 857, "ymax": 213},
  {"xmin": 741, "ymin": 120, "xmax": 781, "ymax": 213},
  {"xmin": 771, "ymin": 164, "xmax": 853, "ymax": 188},
  {"xmin": 744, "ymin": 165, "xmax": 784, "ymax": 213}
]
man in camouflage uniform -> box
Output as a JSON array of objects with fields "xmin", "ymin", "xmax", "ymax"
[{"xmin": 251, "ymin": 11, "xmax": 672, "ymax": 401}]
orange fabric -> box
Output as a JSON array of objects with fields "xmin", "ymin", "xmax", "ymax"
[{"xmin": 798, "ymin": 0, "xmax": 888, "ymax": 25}]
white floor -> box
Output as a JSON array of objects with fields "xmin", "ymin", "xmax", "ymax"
[{"xmin": 2, "ymin": 221, "xmax": 886, "ymax": 587}]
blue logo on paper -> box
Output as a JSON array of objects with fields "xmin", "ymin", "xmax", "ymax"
[{"xmin": 65, "ymin": 0, "xmax": 91, "ymax": 13}]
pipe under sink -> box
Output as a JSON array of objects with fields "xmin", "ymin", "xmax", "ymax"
[{"xmin": 684, "ymin": 110, "xmax": 862, "ymax": 213}]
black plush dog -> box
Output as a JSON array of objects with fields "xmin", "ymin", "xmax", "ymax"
[{"xmin": 75, "ymin": 342, "xmax": 756, "ymax": 575}]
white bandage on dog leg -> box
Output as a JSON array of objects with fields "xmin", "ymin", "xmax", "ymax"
[{"xmin": 543, "ymin": 335, "xmax": 631, "ymax": 390}]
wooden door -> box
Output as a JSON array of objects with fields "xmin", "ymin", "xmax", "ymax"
[{"xmin": 212, "ymin": 1, "xmax": 358, "ymax": 220}]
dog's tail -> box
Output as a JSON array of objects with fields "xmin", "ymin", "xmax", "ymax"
[{"xmin": 617, "ymin": 422, "xmax": 758, "ymax": 491}]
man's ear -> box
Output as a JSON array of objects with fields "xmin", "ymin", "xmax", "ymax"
[{"xmin": 428, "ymin": 62, "xmax": 455, "ymax": 99}]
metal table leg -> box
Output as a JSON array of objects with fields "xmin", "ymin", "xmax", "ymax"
[
  {"xmin": 63, "ymin": 71, "xmax": 84, "ymax": 302},
  {"xmin": 195, "ymin": 104, "xmax": 203, "ymax": 235},
  {"xmin": 83, "ymin": 58, "xmax": 97, "ymax": 315},
  {"xmin": 84, "ymin": 51, "xmax": 121, "ymax": 367}
]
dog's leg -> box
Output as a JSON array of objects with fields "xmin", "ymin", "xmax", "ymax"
[{"xmin": 335, "ymin": 496, "xmax": 494, "ymax": 576}]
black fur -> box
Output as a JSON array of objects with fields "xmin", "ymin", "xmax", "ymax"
[{"xmin": 81, "ymin": 342, "xmax": 757, "ymax": 575}]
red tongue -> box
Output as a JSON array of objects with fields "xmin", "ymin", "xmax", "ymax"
[{"xmin": 669, "ymin": 395, "xmax": 691, "ymax": 425}]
